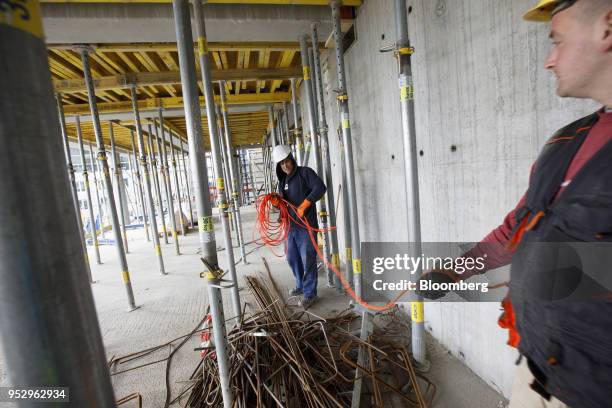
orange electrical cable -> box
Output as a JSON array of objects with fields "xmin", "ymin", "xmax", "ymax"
[{"xmin": 254, "ymin": 193, "xmax": 411, "ymax": 312}]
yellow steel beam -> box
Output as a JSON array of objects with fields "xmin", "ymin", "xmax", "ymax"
[
  {"xmin": 236, "ymin": 50, "xmax": 244, "ymax": 95},
  {"xmin": 115, "ymin": 51, "xmax": 157, "ymax": 97},
  {"xmin": 270, "ymin": 50, "xmax": 295, "ymax": 93},
  {"xmin": 136, "ymin": 51, "xmax": 177, "ymax": 96},
  {"xmin": 54, "ymin": 67, "xmax": 302, "ymax": 93},
  {"xmin": 243, "ymin": 50, "xmax": 250, "ymax": 90},
  {"xmin": 219, "ymin": 51, "xmax": 232, "ymax": 92},
  {"xmin": 53, "ymin": 49, "xmax": 120, "ymax": 103},
  {"xmin": 260, "ymin": 49, "xmax": 271, "ymax": 92},
  {"xmin": 88, "ymin": 53, "xmax": 133, "ymax": 99},
  {"xmin": 41, "ymin": 0, "xmax": 360, "ymax": 4},
  {"xmin": 162, "ymin": 119, "xmax": 188, "ymax": 143},
  {"xmin": 62, "ymin": 92, "xmax": 291, "ymax": 115}
]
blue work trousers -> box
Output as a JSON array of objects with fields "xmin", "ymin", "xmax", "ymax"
[{"xmin": 286, "ymin": 227, "xmax": 318, "ymax": 299}]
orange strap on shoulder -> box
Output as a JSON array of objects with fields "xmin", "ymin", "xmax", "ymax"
[{"xmin": 498, "ymin": 297, "xmax": 520, "ymax": 348}]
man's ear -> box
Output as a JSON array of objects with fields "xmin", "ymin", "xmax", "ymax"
[{"xmin": 598, "ymin": 9, "xmax": 612, "ymax": 52}]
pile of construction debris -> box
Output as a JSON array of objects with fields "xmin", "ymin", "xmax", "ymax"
[{"xmin": 176, "ymin": 274, "xmax": 436, "ymax": 408}]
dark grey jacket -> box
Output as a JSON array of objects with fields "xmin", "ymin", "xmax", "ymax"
[{"xmin": 276, "ymin": 154, "xmax": 326, "ymax": 229}]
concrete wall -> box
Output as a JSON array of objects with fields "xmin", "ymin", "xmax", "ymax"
[{"xmin": 308, "ymin": 0, "xmax": 599, "ymax": 398}]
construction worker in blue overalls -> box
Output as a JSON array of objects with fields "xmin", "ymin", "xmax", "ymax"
[{"xmin": 272, "ymin": 145, "xmax": 326, "ymax": 309}]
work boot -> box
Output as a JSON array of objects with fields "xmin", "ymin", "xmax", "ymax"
[
  {"xmin": 299, "ymin": 296, "xmax": 318, "ymax": 309},
  {"xmin": 289, "ymin": 287, "xmax": 303, "ymax": 296}
]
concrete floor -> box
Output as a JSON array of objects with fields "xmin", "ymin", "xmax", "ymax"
[{"xmin": 0, "ymin": 205, "xmax": 507, "ymax": 407}]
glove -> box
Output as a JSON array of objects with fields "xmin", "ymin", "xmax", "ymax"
[
  {"xmin": 296, "ymin": 199, "xmax": 312, "ymax": 218},
  {"xmin": 416, "ymin": 269, "xmax": 459, "ymax": 300}
]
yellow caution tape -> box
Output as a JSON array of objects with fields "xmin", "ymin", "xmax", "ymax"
[
  {"xmin": 216, "ymin": 178, "xmax": 225, "ymax": 190},
  {"xmin": 337, "ymin": 94, "xmax": 348, "ymax": 101},
  {"xmin": 353, "ymin": 258, "xmax": 361, "ymax": 274},
  {"xmin": 122, "ymin": 270, "xmax": 131, "ymax": 284},
  {"xmin": 84, "ymin": 180, "xmax": 89, "ymax": 189},
  {"xmin": 346, "ymin": 247, "xmax": 352, "ymax": 262},
  {"xmin": 197, "ymin": 36, "xmax": 208, "ymax": 56},
  {"xmin": 0, "ymin": 0, "xmax": 44, "ymax": 39},
  {"xmin": 173, "ymin": 231, "xmax": 178, "ymax": 239},
  {"xmin": 302, "ymin": 66, "xmax": 311, "ymax": 80},
  {"xmin": 342, "ymin": 119, "xmax": 350, "ymax": 129},
  {"xmin": 199, "ymin": 216, "xmax": 214, "ymax": 233},
  {"xmin": 331, "ymin": 253, "xmax": 340, "ymax": 268},
  {"xmin": 155, "ymin": 245, "xmax": 161, "ymax": 256},
  {"xmin": 411, "ymin": 301, "xmax": 424, "ymax": 323}
]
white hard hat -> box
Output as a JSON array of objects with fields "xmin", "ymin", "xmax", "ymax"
[{"xmin": 272, "ymin": 145, "xmax": 292, "ymax": 164}]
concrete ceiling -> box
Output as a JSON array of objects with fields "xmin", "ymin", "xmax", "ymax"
[
  {"xmin": 44, "ymin": 1, "xmax": 356, "ymax": 149},
  {"xmin": 42, "ymin": 3, "xmax": 334, "ymax": 44}
]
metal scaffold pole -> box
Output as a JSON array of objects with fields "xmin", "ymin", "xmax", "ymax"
[
  {"xmin": 261, "ymin": 142, "xmax": 269, "ymax": 193},
  {"xmin": 265, "ymin": 135, "xmax": 274, "ymax": 192},
  {"xmin": 57, "ymin": 94, "xmax": 94, "ymax": 283},
  {"xmin": 329, "ymin": 2, "xmax": 367, "ymax": 406},
  {"xmin": 76, "ymin": 115, "xmax": 102, "ymax": 265},
  {"xmin": 394, "ymin": 0, "xmax": 428, "ymax": 369},
  {"xmin": 157, "ymin": 109, "xmax": 181, "ymax": 255},
  {"xmin": 169, "ymin": 129, "xmax": 187, "ymax": 236},
  {"xmin": 330, "ymin": 0, "xmax": 362, "ymax": 305},
  {"xmin": 127, "ymin": 141, "xmax": 141, "ymax": 226},
  {"xmin": 109, "ymin": 121, "xmax": 129, "ymax": 254},
  {"xmin": 149, "ymin": 124, "xmax": 169, "ymax": 245},
  {"xmin": 276, "ymin": 108, "xmax": 284, "ymax": 145},
  {"xmin": 290, "ymin": 78, "xmax": 304, "ymax": 165},
  {"xmin": 131, "ymin": 86, "xmax": 167, "ymax": 275},
  {"xmin": 308, "ymin": 48, "xmax": 319, "ymax": 157},
  {"xmin": 282, "ymin": 102, "xmax": 290, "ymax": 145},
  {"xmin": 216, "ymin": 106, "xmax": 235, "ymax": 232},
  {"xmin": 180, "ymin": 139, "xmax": 195, "ymax": 227},
  {"xmin": 80, "ymin": 48, "xmax": 138, "ymax": 310},
  {"xmin": 131, "ymin": 129, "xmax": 151, "ymax": 241},
  {"xmin": 299, "ymin": 35, "xmax": 333, "ymax": 286},
  {"xmin": 219, "ymin": 81, "xmax": 248, "ymax": 264},
  {"xmin": 311, "ymin": 22, "xmax": 340, "ymax": 289},
  {"xmin": 0, "ymin": 10, "xmax": 115, "ymax": 401},
  {"xmin": 269, "ymin": 106, "xmax": 278, "ymax": 146},
  {"xmin": 248, "ymin": 151, "xmax": 256, "ymax": 202},
  {"xmin": 340, "ymin": 133, "xmax": 353, "ymax": 288},
  {"xmin": 193, "ymin": 0, "xmax": 242, "ymax": 318},
  {"xmin": 89, "ymin": 143, "xmax": 107, "ymax": 239},
  {"xmin": 173, "ymin": 0, "xmax": 234, "ymax": 406}
]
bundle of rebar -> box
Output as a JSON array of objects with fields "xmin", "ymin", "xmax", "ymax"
[{"xmin": 180, "ymin": 275, "xmax": 436, "ymax": 408}]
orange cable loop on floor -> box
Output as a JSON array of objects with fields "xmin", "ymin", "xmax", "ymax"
[{"xmin": 254, "ymin": 192, "xmax": 411, "ymax": 312}]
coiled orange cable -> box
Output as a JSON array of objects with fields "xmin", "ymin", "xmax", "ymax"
[{"xmin": 254, "ymin": 193, "xmax": 410, "ymax": 311}]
